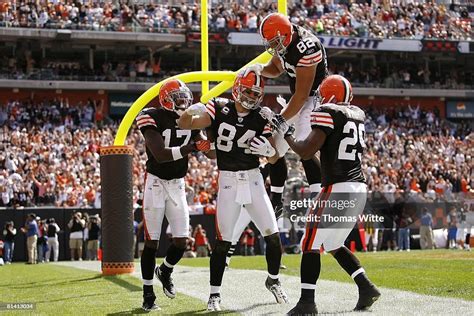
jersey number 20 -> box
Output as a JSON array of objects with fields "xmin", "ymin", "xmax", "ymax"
[{"xmin": 338, "ymin": 121, "xmax": 365, "ymax": 161}]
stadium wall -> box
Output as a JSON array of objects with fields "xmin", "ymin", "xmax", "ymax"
[{"xmin": 0, "ymin": 208, "xmax": 217, "ymax": 262}]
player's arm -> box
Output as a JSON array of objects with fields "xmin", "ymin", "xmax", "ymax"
[
  {"xmin": 281, "ymin": 64, "xmax": 317, "ymax": 120},
  {"xmin": 178, "ymin": 102, "xmax": 212, "ymax": 130},
  {"xmin": 245, "ymin": 56, "xmax": 283, "ymax": 79},
  {"xmin": 285, "ymin": 109, "xmax": 334, "ymax": 159},
  {"xmin": 284, "ymin": 128, "xmax": 326, "ymax": 160},
  {"xmin": 143, "ymin": 128, "xmax": 195, "ymax": 163},
  {"xmin": 261, "ymin": 56, "xmax": 284, "ymax": 78},
  {"xmin": 204, "ymin": 128, "xmax": 217, "ymax": 159}
]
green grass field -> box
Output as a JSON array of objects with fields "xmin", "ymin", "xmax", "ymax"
[
  {"xmin": 180, "ymin": 249, "xmax": 474, "ymax": 301},
  {"xmin": 0, "ymin": 250, "xmax": 471, "ymax": 315},
  {"xmin": 0, "ymin": 263, "xmax": 225, "ymax": 316}
]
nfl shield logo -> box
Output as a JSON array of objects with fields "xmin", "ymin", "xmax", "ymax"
[{"xmin": 238, "ymin": 117, "xmax": 243, "ymax": 123}]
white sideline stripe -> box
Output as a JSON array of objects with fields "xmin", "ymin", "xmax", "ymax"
[{"xmin": 55, "ymin": 261, "xmax": 474, "ymax": 316}]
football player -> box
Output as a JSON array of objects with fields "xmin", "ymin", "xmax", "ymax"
[
  {"xmin": 272, "ymin": 75, "xmax": 381, "ymax": 315},
  {"xmin": 178, "ymin": 70, "xmax": 289, "ymax": 311},
  {"xmin": 246, "ymin": 12, "xmax": 328, "ymax": 203},
  {"xmin": 136, "ymin": 79, "xmax": 212, "ymax": 311}
]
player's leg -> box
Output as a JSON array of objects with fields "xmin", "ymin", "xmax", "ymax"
[
  {"xmin": 287, "ymin": 187, "xmax": 331, "ymax": 316},
  {"xmin": 227, "ymin": 207, "xmax": 251, "ymax": 267},
  {"xmin": 156, "ymin": 179, "xmax": 189, "ymax": 299},
  {"xmin": 269, "ymin": 157, "xmax": 288, "ymax": 217},
  {"xmin": 295, "ymin": 97, "xmax": 322, "ymax": 196},
  {"xmin": 140, "ymin": 174, "xmax": 165, "ymax": 311},
  {"xmin": 208, "ymin": 173, "xmax": 242, "ymax": 311},
  {"xmin": 245, "ymin": 170, "xmax": 288, "ymax": 304},
  {"xmin": 325, "ymin": 183, "xmax": 380, "ymax": 311}
]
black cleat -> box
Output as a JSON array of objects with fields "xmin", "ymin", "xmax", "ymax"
[
  {"xmin": 286, "ymin": 300, "xmax": 318, "ymax": 315},
  {"xmin": 354, "ymin": 285, "xmax": 381, "ymax": 311},
  {"xmin": 155, "ymin": 266, "xmax": 176, "ymax": 299},
  {"xmin": 142, "ymin": 292, "xmax": 160, "ymax": 312}
]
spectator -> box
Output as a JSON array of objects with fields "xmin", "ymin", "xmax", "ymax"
[
  {"xmin": 87, "ymin": 214, "xmax": 101, "ymax": 260},
  {"xmin": 45, "ymin": 218, "xmax": 61, "ymax": 262},
  {"xmin": 447, "ymin": 207, "xmax": 458, "ymax": 249},
  {"xmin": 37, "ymin": 218, "xmax": 49, "ymax": 263},
  {"xmin": 2, "ymin": 221, "xmax": 16, "ymax": 264},
  {"xmin": 241, "ymin": 226, "xmax": 255, "ymax": 256},
  {"xmin": 419, "ymin": 208, "xmax": 434, "ymax": 250},
  {"xmin": 193, "ymin": 224, "xmax": 208, "ymax": 257},
  {"xmin": 21, "ymin": 213, "xmax": 38, "ymax": 264},
  {"xmin": 183, "ymin": 226, "xmax": 196, "ymax": 258},
  {"xmin": 68, "ymin": 211, "xmax": 85, "ymax": 261}
]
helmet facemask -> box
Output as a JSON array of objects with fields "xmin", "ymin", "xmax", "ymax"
[
  {"xmin": 237, "ymin": 85, "xmax": 264, "ymax": 110},
  {"xmin": 166, "ymin": 87, "xmax": 193, "ymax": 115},
  {"xmin": 263, "ymin": 32, "xmax": 288, "ymax": 57}
]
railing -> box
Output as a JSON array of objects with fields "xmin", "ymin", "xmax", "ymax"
[{"xmin": 0, "ymin": 72, "xmax": 472, "ymax": 90}]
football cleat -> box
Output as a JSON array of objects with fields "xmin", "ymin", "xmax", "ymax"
[
  {"xmin": 265, "ymin": 276, "xmax": 289, "ymax": 304},
  {"xmin": 142, "ymin": 292, "xmax": 160, "ymax": 312},
  {"xmin": 274, "ymin": 203, "xmax": 284, "ymax": 219},
  {"xmin": 354, "ymin": 284, "xmax": 381, "ymax": 311},
  {"xmin": 207, "ymin": 294, "xmax": 222, "ymax": 312},
  {"xmin": 155, "ymin": 266, "xmax": 176, "ymax": 299},
  {"xmin": 286, "ymin": 300, "xmax": 318, "ymax": 315}
]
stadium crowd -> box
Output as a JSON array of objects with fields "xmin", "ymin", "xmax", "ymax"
[
  {"xmin": 0, "ymin": 1, "xmax": 471, "ymax": 40},
  {"xmin": 0, "ymin": 98, "xmax": 471, "ymax": 210},
  {"xmin": 2, "ymin": 52, "xmax": 470, "ymax": 90}
]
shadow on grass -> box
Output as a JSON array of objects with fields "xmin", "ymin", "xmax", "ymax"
[
  {"xmin": 103, "ymin": 275, "xmax": 142, "ymax": 292},
  {"xmin": 106, "ymin": 307, "xmax": 150, "ymax": 315},
  {"xmin": 1, "ymin": 275, "xmax": 103, "ymax": 289},
  {"xmin": 34, "ymin": 292, "xmax": 107, "ymax": 304}
]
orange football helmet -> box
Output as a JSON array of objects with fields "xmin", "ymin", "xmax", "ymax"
[
  {"xmin": 318, "ymin": 75, "xmax": 353, "ymax": 104},
  {"xmin": 259, "ymin": 13, "xmax": 294, "ymax": 56},
  {"xmin": 232, "ymin": 70, "xmax": 265, "ymax": 110},
  {"xmin": 158, "ymin": 79, "xmax": 193, "ymax": 114}
]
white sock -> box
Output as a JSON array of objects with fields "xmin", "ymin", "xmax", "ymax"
[
  {"xmin": 143, "ymin": 279, "xmax": 154, "ymax": 286},
  {"xmin": 310, "ymin": 183, "xmax": 322, "ymax": 193},
  {"xmin": 271, "ymin": 186, "xmax": 284, "ymax": 194},
  {"xmin": 210, "ymin": 285, "xmax": 221, "ymax": 295},
  {"xmin": 268, "ymin": 273, "xmax": 279, "ymax": 280}
]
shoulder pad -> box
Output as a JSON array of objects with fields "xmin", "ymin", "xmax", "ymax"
[
  {"xmin": 318, "ymin": 103, "xmax": 365, "ymax": 122},
  {"xmin": 212, "ymin": 97, "xmax": 231, "ymax": 108}
]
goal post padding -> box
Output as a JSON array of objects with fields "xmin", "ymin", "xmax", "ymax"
[{"xmin": 100, "ymin": 145, "xmax": 135, "ymax": 275}]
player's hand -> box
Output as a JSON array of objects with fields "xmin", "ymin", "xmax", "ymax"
[
  {"xmin": 284, "ymin": 125, "xmax": 295, "ymax": 138},
  {"xmin": 259, "ymin": 107, "xmax": 290, "ymax": 135},
  {"xmin": 249, "ymin": 136, "xmax": 276, "ymax": 157},
  {"xmin": 194, "ymin": 139, "xmax": 211, "ymax": 152},
  {"xmin": 243, "ymin": 63, "xmax": 264, "ymax": 76},
  {"xmin": 276, "ymin": 95, "xmax": 288, "ymax": 110},
  {"xmin": 186, "ymin": 103, "xmax": 207, "ymax": 116}
]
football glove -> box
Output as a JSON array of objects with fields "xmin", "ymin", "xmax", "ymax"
[
  {"xmin": 259, "ymin": 107, "xmax": 291, "ymax": 135},
  {"xmin": 243, "ymin": 63, "xmax": 264, "ymax": 76},
  {"xmin": 284, "ymin": 125, "xmax": 295, "ymax": 138},
  {"xmin": 276, "ymin": 95, "xmax": 288, "ymax": 110},
  {"xmin": 249, "ymin": 136, "xmax": 276, "ymax": 157},
  {"xmin": 195, "ymin": 139, "xmax": 211, "ymax": 152},
  {"xmin": 187, "ymin": 103, "xmax": 207, "ymax": 115}
]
